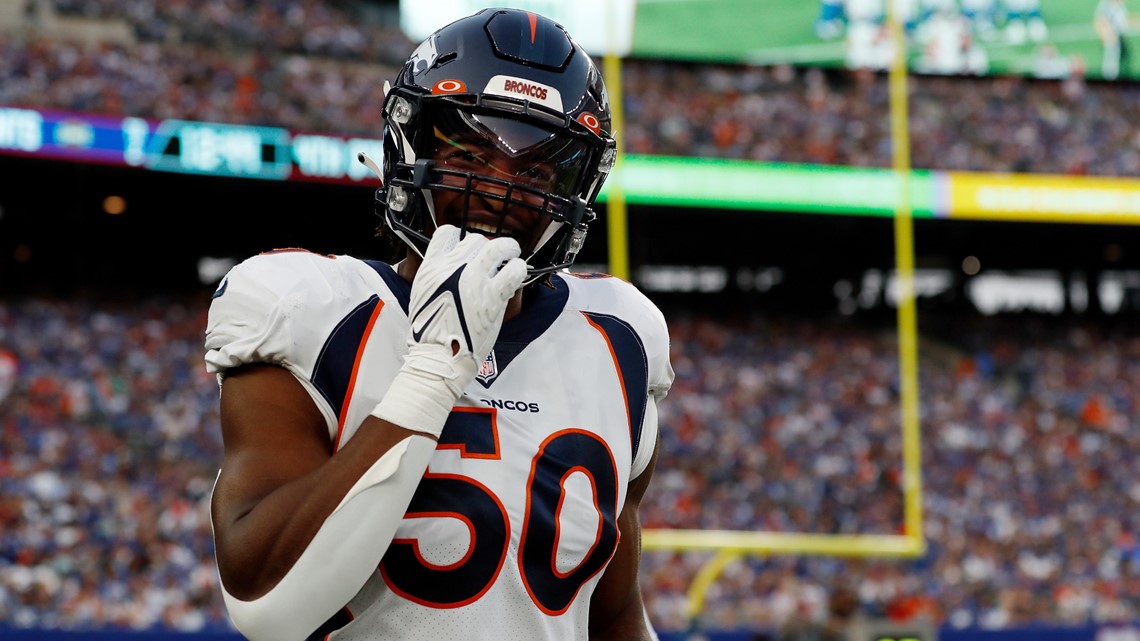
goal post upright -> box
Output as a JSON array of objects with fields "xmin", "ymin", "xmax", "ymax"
[{"xmin": 640, "ymin": 3, "xmax": 926, "ymax": 625}]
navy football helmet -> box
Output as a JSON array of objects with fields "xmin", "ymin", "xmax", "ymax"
[{"xmin": 376, "ymin": 8, "xmax": 615, "ymax": 282}]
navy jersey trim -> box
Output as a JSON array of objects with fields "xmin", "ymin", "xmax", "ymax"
[
  {"xmin": 354, "ymin": 262, "xmax": 569, "ymax": 389},
  {"xmin": 364, "ymin": 259, "xmax": 412, "ymax": 315},
  {"xmin": 476, "ymin": 274, "xmax": 570, "ymax": 388},
  {"xmin": 312, "ymin": 294, "xmax": 382, "ymax": 419},
  {"xmin": 581, "ymin": 311, "xmax": 649, "ymax": 462},
  {"xmin": 305, "ymin": 606, "xmax": 353, "ymax": 640}
]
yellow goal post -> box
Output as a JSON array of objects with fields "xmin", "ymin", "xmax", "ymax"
[{"xmin": 628, "ymin": 5, "xmax": 926, "ymax": 624}]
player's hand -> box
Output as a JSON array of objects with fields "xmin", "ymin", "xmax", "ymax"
[
  {"xmin": 373, "ymin": 225, "xmax": 524, "ymax": 437},
  {"xmin": 405, "ymin": 224, "xmax": 526, "ymax": 385}
]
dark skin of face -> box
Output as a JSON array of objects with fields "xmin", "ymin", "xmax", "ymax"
[{"xmin": 399, "ymin": 131, "xmax": 559, "ymax": 320}]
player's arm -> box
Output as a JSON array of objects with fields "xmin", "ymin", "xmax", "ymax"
[
  {"xmin": 210, "ymin": 364, "xmax": 447, "ymax": 641},
  {"xmin": 209, "ymin": 226, "xmax": 526, "ymax": 641},
  {"xmin": 211, "ymin": 363, "xmax": 426, "ymax": 600},
  {"xmin": 588, "ymin": 435, "xmax": 660, "ymax": 641},
  {"xmin": 1095, "ymin": 11, "xmax": 1113, "ymax": 40}
]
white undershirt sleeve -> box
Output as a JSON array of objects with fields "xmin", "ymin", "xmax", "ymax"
[{"xmin": 215, "ymin": 435, "xmax": 436, "ymax": 641}]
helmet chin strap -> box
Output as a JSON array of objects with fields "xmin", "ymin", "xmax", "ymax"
[
  {"xmin": 530, "ymin": 220, "xmax": 563, "ymax": 260},
  {"xmin": 359, "ymin": 150, "xmax": 426, "ymax": 261},
  {"xmin": 520, "ymin": 220, "xmax": 565, "ymax": 285},
  {"xmin": 417, "ymin": 187, "xmax": 440, "ymax": 257}
]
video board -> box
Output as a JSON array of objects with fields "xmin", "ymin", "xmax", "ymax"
[{"xmin": 629, "ymin": 0, "xmax": 1140, "ymax": 81}]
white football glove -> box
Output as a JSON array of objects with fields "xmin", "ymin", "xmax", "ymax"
[{"xmin": 371, "ymin": 225, "xmax": 526, "ymax": 437}]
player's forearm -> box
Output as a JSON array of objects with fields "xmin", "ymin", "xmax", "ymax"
[
  {"xmin": 216, "ymin": 420, "xmax": 438, "ymax": 641},
  {"xmin": 214, "ymin": 417, "xmax": 426, "ymax": 599}
]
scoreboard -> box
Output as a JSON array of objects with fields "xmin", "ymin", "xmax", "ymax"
[
  {"xmin": 5, "ymin": 104, "xmax": 1140, "ymax": 227},
  {"xmin": 0, "ymin": 106, "xmax": 384, "ymax": 184}
]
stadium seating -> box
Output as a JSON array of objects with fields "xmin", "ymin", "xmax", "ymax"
[{"xmin": 4, "ymin": 0, "xmax": 1140, "ymax": 636}]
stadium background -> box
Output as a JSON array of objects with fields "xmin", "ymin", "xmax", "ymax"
[{"xmin": 4, "ymin": 0, "xmax": 1140, "ymax": 640}]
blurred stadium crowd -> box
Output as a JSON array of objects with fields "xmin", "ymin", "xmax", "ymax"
[
  {"xmin": 645, "ymin": 311, "xmax": 1140, "ymax": 630},
  {"xmin": 4, "ymin": 0, "xmax": 1140, "ymax": 635},
  {"xmin": 3, "ymin": 297, "xmax": 1140, "ymax": 632},
  {"xmin": 1, "ymin": 0, "xmax": 1139, "ymax": 176}
]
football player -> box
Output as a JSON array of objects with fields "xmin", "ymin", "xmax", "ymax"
[
  {"xmin": 815, "ymin": 0, "xmax": 848, "ymax": 40},
  {"xmin": 203, "ymin": 8, "xmax": 673, "ymax": 641},
  {"xmin": 1095, "ymin": 0, "xmax": 1134, "ymax": 80},
  {"xmin": 960, "ymin": 0, "xmax": 1000, "ymax": 40},
  {"xmin": 1003, "ymin": 0, "xmax": 1048, "ymax": 44}
]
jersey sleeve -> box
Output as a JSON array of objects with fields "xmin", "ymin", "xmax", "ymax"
[
  {"xmin": 205, "ymin": 251, "xmax": 410, "ymax": 444},
  {"xmin": 632, "ymin": 288, "xmax": 673, "ymax": 480},
  {"xmin": 205, "ymin": 253, "xmax": 297, "ymax": 377},
  {"xmin": 206, "ymin": 251, "xmax": 341, "ymax": 375},
  {"xmin": 204, "ymin": 251, "xmax": 403, "ymax": 417},
  {"xmin": 563, "ymin": 273, "xmax": 674, "ymax": 480},
  {"xmin": 205, "ymin": 252, "xmax": 401, "ymax": 435}
]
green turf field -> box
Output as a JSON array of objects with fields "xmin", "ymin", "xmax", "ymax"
[{"xmin": 631, "ymin": 0, "xmax": 1140, "ymax": 80}]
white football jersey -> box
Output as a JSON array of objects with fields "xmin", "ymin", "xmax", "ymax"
[{"xmin": 204, "ymin": 250, "xmax": 674, "ymax": 641}]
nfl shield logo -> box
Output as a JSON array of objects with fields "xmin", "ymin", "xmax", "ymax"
[{"xmin": 476, "ymin": 350, "xmax": 499, "ymax": 385}]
